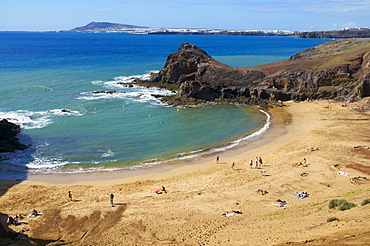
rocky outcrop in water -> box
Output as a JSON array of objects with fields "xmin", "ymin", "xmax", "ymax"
[
  {"xmin": 0, "ymin": 119, "xmax": 28, "ymax": 152},
  {"xmin": 149, "ymin": 40, "xmax": 370, "ymax": 105}
]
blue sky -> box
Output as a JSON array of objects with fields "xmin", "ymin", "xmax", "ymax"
[{"xmin": 1, "ymin": 0, "xmax": 369, "ymax": 31}]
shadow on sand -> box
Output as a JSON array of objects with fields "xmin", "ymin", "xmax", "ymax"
[{"xmin": 0, "ymin": 130, "xmax": 54, "ymax": 245}]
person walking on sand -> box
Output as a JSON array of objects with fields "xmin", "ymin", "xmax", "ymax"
[
  {"xmin": 109, "ymin": 193, "xmax": 114, "ymax": 207},
  {"xmin": 259, "ymin": 157, "xmax": 263, "ymax": 167},
  {"xmin": 249, "ymin": 160, "xmax": 253, "ymax": 169},
  {"xmin": 231, "ymin": 162, "xmax": 235, "ymax": 169},
  {"xmin": 68, "ymin": 191, "xmax": 73, "ymax": 202},
  {"xmin": 216, "ymin": 155, "xmax": 219, "ymax": 164}
]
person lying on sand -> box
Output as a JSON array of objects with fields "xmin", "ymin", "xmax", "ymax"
[
  {"xmin": 309, "ymin": 147, "xmax": 319, "ymax": 151},
  {"xmin": 6, "ymin": 216, "xmax": 19, "ymax": 226},
  {"xmin": 28, "ymin": 209, "xmax": 41, "ymax": 217},
  {"xmin": 293, "ymin": 162, "xmax": 308, "ymax": 167},
  {"xmin": 272, "ymin": 199, "xmax": 288, "ymax": 207},
  {"xmin": 295, "ymin": 192, "xmax": 309, "ymax": 198},
  {"xmin": 155, "ymin": 186, "xmax": 167, "ymax": 194}
]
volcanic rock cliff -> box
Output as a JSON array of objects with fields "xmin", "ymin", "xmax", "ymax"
[
  {"xmin": 299, "ymin": 29, "xmax": 370, "ymax": 39},
  {"xmin": 150, "ymin": 40, "xmax": 370, "ymax": 105},
  {"xmin": 0, "ymin": 119, "xmax": 27, "ymax": 152}
]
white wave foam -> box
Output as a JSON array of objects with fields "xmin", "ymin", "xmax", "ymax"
[
  {"xmin": 26, "ymin": 158, "xmax": 69, "ymax": 170},
  {"xmin": 100, "ymin": 149, "xmax": 114, "ymax": 158},
  {"xmin": 0, "ymin": 139, "xmax": 69, "ymax": 171},
  {"xmin": 208, "ymin": 109, "xmax": 270, "ymax": 153},
  {"xmin": 0, "ymin": 110, "xmax": 52, "ymax": 129},
  {"xmin": 0, "ymin": 109, "xmax": 84, "ymax": 129},
  {"xmin": 83, "ymin": 72, "xmax": 175, "ymax": 105}
]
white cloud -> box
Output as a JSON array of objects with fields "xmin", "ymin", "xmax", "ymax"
[{"xmin": 334, "ymin": 22, "xmax": 357, "ymax": 29}]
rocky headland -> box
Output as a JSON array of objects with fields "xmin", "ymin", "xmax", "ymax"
[
  {"xmin": 0, "ymin": 119, "xmax": 27, "ymax": 153},
  {"xmin": 147, "ymin": 39, "xmax": 370, "ymax": 107},
  {"xmin": 299, "ymin": 29, "xmax": 370, "ymax": 39}
]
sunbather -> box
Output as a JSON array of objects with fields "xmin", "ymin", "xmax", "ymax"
[{"xmin": 6, "ymin": 216, "xmax": 19, "ymax": 226}]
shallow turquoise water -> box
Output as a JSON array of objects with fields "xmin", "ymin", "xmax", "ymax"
[{"xmin": 0, "ymin": 32, "xmax": 328, "ymax": 173}]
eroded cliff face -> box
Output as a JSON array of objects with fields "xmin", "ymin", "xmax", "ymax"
[{"xmin": 150, "ymin": 40, "xmax": 370, "ymax": 104}]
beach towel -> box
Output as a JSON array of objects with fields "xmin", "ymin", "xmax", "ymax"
[
  {"xmin": 19, "ymin": 227, "xmax": 29, "ymax": 233},
  {"xmin": 222, "ymin": 211, "xmax": 243, "ymax": 216},
  {"xmin": 294, "ymin": 194, "xmax": 309, "ymax": 199},
  {"xmin": 277, "ymin": 201, "xmax": 288, "ymax": 207},
  {"xmin": 336, "ymin": 171, "xmax": 350, "ymax": 176},
  {"xmin": 222, "ymin": 212, "xmax": 234, "ymax": 217},
  {"xmin": 28, "ymin": 213, "xmax": 42, "ymax": 218},
  {"xmin": 271, "ymin": 201, "xmax": 288, "ymax": 207}
]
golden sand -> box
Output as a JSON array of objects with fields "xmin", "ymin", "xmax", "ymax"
[{"xmin": 1, "ymin": 99, "xmax": 369, "ymax": 245}]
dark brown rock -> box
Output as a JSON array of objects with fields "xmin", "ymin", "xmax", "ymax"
[
  {"xmin": 148, "ymin": 39, "xmax": 370, "ymax": 105},
  {"xmin": 0, "ymin": 119, "xmax": 28, "ymax": 152}
]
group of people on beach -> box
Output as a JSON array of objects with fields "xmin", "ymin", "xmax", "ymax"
[
  {"xmin": 6, "ymin": 209, "xmax": 43, "ymax": 234},
  {"xmin": 6, "ymin": 215, "xmax": 21, "ymax": 226},
  {"xmin": 66, "ymin": 190, "xmax": 116, "ymax": 207},
  {"xmin": 6, "ymin": 215, "xmax": 30, "ymax": 233},
  {"xmin": 216, "ymin": 155, "xmax": 266, "ymax": 174},
  {"xmin": 220, "ymin": 155, "xmax": 266, "ymax": 175},
  {"xmin": 248, "ymin": 157, "xmax": 263, "ymax": 169},
  {"xmin": 7, "ymin": 209, "xmax": 40, "ymax": 226}
]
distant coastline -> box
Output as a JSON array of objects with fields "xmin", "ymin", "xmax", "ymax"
[{"xmin": 49, "ymin": 21, "xmax": 370, "ymax": 39}]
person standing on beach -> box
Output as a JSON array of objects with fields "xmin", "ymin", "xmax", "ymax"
[
  {"xmin": 216, "ymin": 155, "xmax": 219, "ymax": 164},
  {"xmin": 68, "ymin": 191, "xmax": 73, "ymax": 202},
  {"xmin": 255, "ymin": 157, "xmax": 259, "ymax": 168},
  {"xmin": 109, "ymin": 193, "xmax": 114, "ymax": 207},
  {"xmin": 259, "ymin": 157, "xmax": 263, "ymax": 167},
  {"xmin": 231, "ymin": 162, "xmax": 235, "ymax": 169},
  {"xmin": 249, "ymin": 160, "xmax": 253, "ymax": 169}
]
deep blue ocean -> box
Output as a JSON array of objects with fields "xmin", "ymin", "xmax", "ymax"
[{"xmin": 0, "ymin": 32, "xmax": 328, "ymax": 174}]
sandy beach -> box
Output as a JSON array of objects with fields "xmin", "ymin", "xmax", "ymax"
[{"xmin": 1, "ymin": 99, "xmax": 370, "ymax": 245}]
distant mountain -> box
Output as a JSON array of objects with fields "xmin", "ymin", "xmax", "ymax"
[{"xmin": 70, "ymin": 22, "xmax": 149, "ymax": 32}]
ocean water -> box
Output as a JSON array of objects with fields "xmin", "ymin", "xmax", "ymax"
[{"xmin": 0, "ymin": 32, "xmax": 328, "ymax": 174}]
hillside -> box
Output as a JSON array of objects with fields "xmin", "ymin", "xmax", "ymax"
[{"xmin": 149, "ymin": 39, "xmax": 370, "ymax": 106}]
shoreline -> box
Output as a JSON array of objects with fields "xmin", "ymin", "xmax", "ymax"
[
  {"xmin": 1, "ymin": 99, "xmax": 369, "ymax": 245},
  {"xmin": 2, "ymin": 106, "xmax": 288, "ymax": 185}
]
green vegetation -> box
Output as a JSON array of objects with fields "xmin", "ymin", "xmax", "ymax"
[
  {"xmin": 361, "ymin": 199, "xmax": 370, "ymax": 206},
  {"xmin": 329, "ymin": 199, "xmax": 357, "ymax": 211},
  {"xmin": 310, "ymin": 200, "xmax": 328, "ymax": 206},
  {"xmin": 339, "ymin": 201, "xmax": 356, "ymax": 211},
  {"xmin": 265, "ymin": 212, "xmax": 284, "ymax": 216},
  {"xmin": 340, "ymin": 42, "xmax": 370, "ymax": 54},
  {"xmin": 335, "ymin": 189, "xmax": 370, "ymax": 198},
  {"xmin": 316, "ymin": 56, "xmax": 353, "ymax": 70},
  {"xmin": 327, "ymin": 217, "xmax": 339, "ymax": 222}
]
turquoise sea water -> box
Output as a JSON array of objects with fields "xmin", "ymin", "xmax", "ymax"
[{"xmin": 0, "ymin": 32, "xmax": 328, "ymax": 174}]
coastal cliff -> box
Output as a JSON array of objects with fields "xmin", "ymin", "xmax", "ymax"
[
  {"xmin": 149, "ymin": 39, "xmax": 370, "ymax": 106},
  {"xmin": 299, "ymin": 29, "xmax": 370, "ymax": 39}
]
